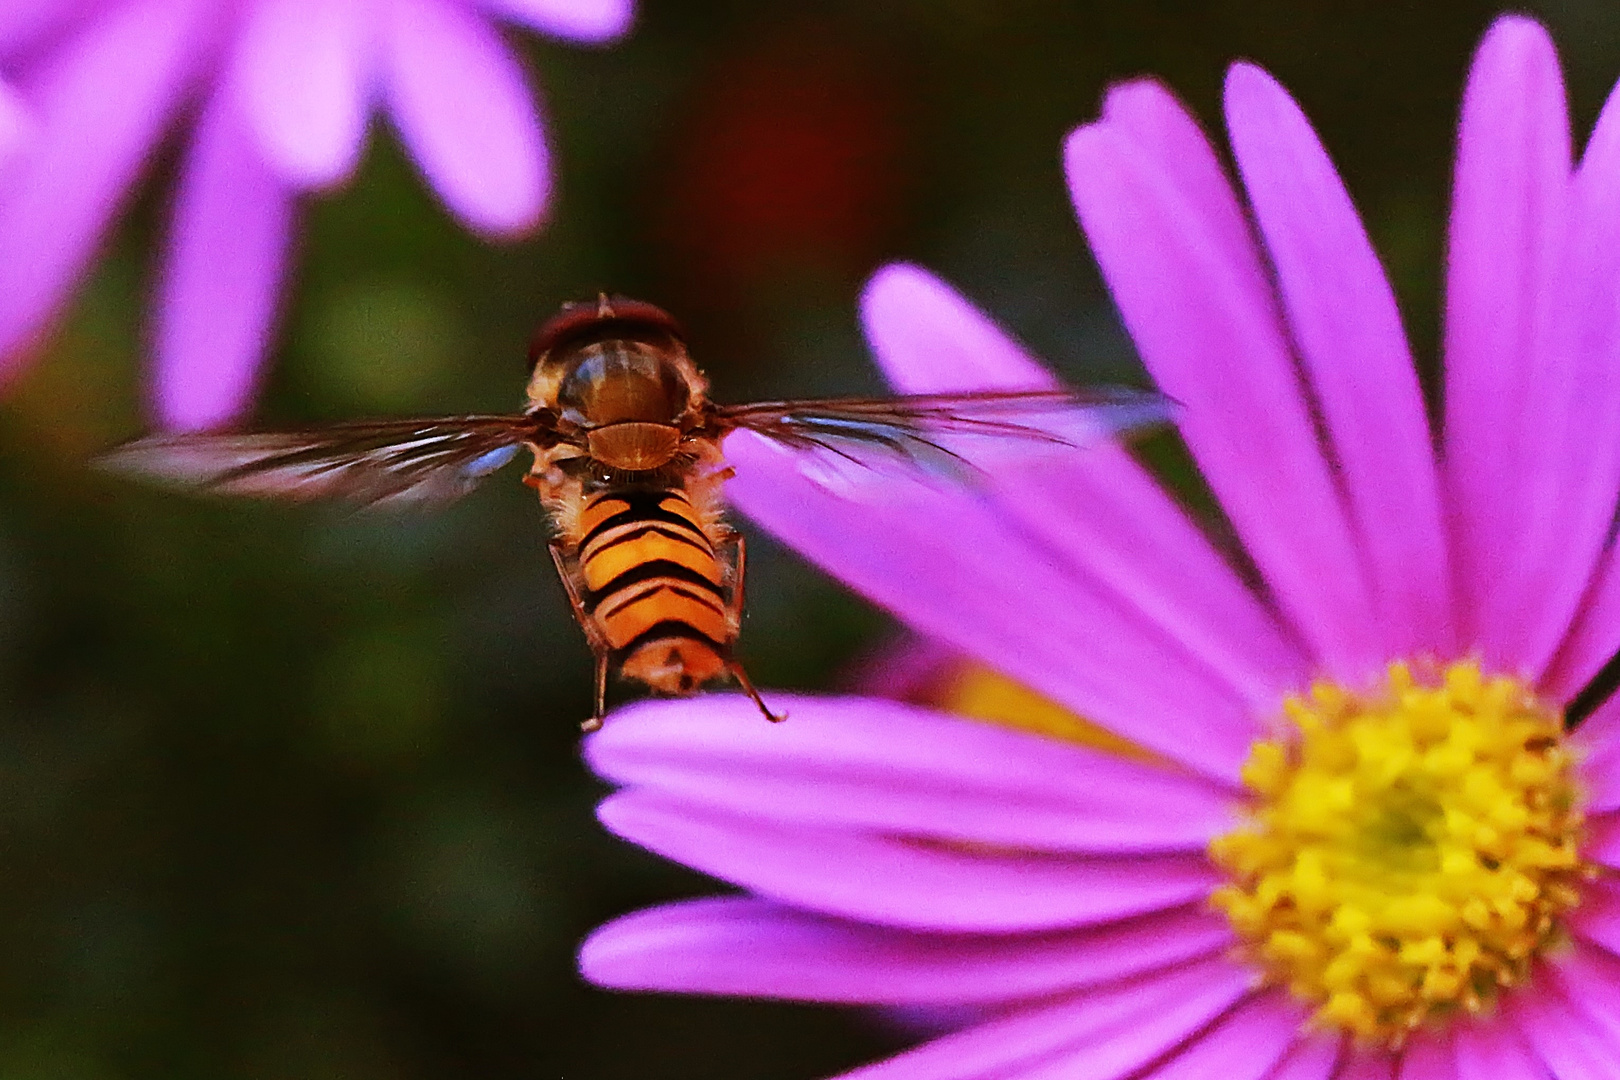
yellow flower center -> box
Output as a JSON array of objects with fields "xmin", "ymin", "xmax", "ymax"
[{"xmin": 1208, "ymin": 661, "xmax": 1588, "ymax": 1047}]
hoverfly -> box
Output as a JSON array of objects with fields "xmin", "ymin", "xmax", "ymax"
[{"xmin": 101, "ymin": 295, "xmax": 1168, "ymax": 730}]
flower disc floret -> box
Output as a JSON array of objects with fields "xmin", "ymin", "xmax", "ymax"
[{"xmin": 1209, "ymin": 661, "xmax": 1588, "ymax": 1046}]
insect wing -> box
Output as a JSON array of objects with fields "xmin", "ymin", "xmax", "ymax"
[
  {"xmin": 97, "ymin": 416, "xmax": 538, "ymax": 507},
  {"xmin": 713, "ymin": 388, "xmax": 1170, "ymax": 484}
]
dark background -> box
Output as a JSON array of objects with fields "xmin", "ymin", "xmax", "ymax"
[{"xmin": 0, "ymin": 2, "xmax": 1614, "ymax": 1077}]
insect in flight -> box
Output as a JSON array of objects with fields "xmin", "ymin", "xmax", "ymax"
[{"xmin": 101, "ymin": 295, "xmax": 1169, "ymax": 731}]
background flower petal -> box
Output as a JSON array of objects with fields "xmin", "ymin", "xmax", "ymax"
[
  {"xmin": 1140, "ymin": 990, "xmax": 1305, "ymax": 1080},
  {"xmin": 725, "ymin": 431, "xmax": 1257, "ymax": 784},
  {"xmin": 480, "ymin": 0, "xmax": 633, "ymax": 43},
  {"xmin": 858, "ymin": 263, "xmax": 1308, "ymax": 712},
  {"xmin": 1224, "ymin": 62, "xmax": 1453, "ymax": 661},
  {"xmin": 595, "ymin": 791, "xmax": 1221, "ymax": 933},
  {"xmin": 579, "ymin": 896, "xmax": 1231, "ymax": 1005},
  {"xmin": 0, "ymin": 0, "xmax": 212, "ymax": 385},
  {"xmin": 586, "ymin": 695, "xmax": 1238, "ymax": 854},
  {"xmin": 152, "ymin": 86, "xmax": 294, "ymax": 430},
  {"xmin": 1442, "ymin": 16, "xmax": 1574, "ymax": 674},
  {"xmin": 236, "ymin": 0, "xmax": 376, "ymax": 189},
  {"xmin": 383, "ymin": 0, "xmax": 548, "ymax": 235},
  {"xmin": 834, "ymin": 958, "xmax": 1249, "ymax": 1080},
  {"xmin": 1067, "ymin": 84, "xmax": 1381, "ymax": 681}
]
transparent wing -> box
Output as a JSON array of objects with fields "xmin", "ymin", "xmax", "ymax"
[
  {"xmin": 712, "ymin": 388, "xmax": 1171, "ymax": 483},
  {"xmin": 96, "ymin": 415, "xmax": 541, "ymax": 508}
]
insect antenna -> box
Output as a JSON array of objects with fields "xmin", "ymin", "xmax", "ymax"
[{"xmin": 1564, "ymin": 643, "xmax": 1620, "ymax": 731}]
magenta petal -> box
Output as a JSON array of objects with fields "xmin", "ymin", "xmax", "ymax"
[
  {"xmin": 972, "ymin": 977, "xmax": 1252, "ymax": 1080},
  {"xmin": 1396, "ymin": 1029, "xmax": 1455, "ymax": 1080},
  {"xmin": 0, "ymin": 0, "xmax": 213, "ymax": 383},
  {"xmin": 480, "ymin": 0, "xmax": 633, "ymax": 43},
  {"xmin": 1583, "ymin": 814, "xmax": 1620, "ymax": 868},
  {"xmin": 1223, "ymin": 63, "xmax": 1453, "ymax": 661},
  {"xmin": 0, "ymin": 76, "xmax": 27, "ymax": 165},
  {"xmin": 1569, "ymin": 876, "xmax": 1620, "ymax": 957},
  {"xmin": 383, "ymin": 0, "xmax": 548, "ymax": 235},
  {"xmin": 1442, "ymin": 17, "xmax": 1575, "ymax": 673},
  {"xmin": 724, "ymin": 431, "xmax": 1256, "ymax": 784},
  {"xmin": 0, "ymin": 2, "xmax": 86, "ymax": 61},
  {"xmin": 1542, "ymin": 544, "xmax": 1620, "ymax": 752},
  {"xmin": 579, "ymin": 896, "xmax": 1232, "ymax": 1005},
  {"xmin": 857, "ymin": 263, "xmax": 1307, "ymax": 712},
  {"xmin": 1541, "ymin": 82, "xmax": 1620, "ymax": 718},
  {"xmin": 1066, "ymin": 85, "xmax": 1381, "ymax": 680},
  {"xmin": 858, "ymin": 263, "xmax": 1053, "ymax": 390},
  {"xmin": 596, "ymin": 791, "xmax": 1221, "ymax": 934},
  {"xmin": 1452, "ymin": 1017, "xmax": 1545, "ymax": 1080},
  {"xmin": 1581, "ymin": 742, "xmax": 1620, "ymax": 813},
  {"xmin": 236, "ymin": 0, "xmax": 375, "ymax": 189},
  {"xmin": 1504, "ymin": 970, "xmax": 1616, "ymax": 1080},
  {"xmin": 1574, "ymin": 700, "xmax": 1620, "ymax": 767},
  {"xmin": 1547, "ymin": 945, "xmax": 1620, "ymax": 1044},
  {"xmin": 1510, "ymin": 69, "xmax": 1620, "ymax": 685},
  {"xmin": 1542, "ymin": 551, "xmax": 1620, "ymax": 749},
  {"xmin": 1140, "ymin": 991, "xmax": 1305, "ymax": 1080},
  {"xmin": 1098, "ymin": 81, "xmax": 1261, "ymax": 299},
  {"xmin": 1264, "ymin": 1035, "xmax": 1344, "ymax": 1080},
  {"xmin": 587, "ymin": 695, "xmax": 1238, "ymax": 854},
  {"xmin": 152, "ymin": 83, "xmax": 294, "ymax": 430},
  {"xmin": 834, "ymin": 958, "xmax": 1249, "ymax": 1080},
  {"xmin": 1326, "ymin": 1049, "xmax": 1397, "ymax": 1080}
]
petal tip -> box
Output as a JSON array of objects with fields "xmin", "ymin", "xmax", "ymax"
[
  {"xmin": 1098, "ymin": 77, "xmax": 1174, "ymax": 123},
  {"xmin": 1481, "ymin": 12, "xmax": 1554, "ymax": 45},
  {"xmin": 575, "ymin": 921, "xmax": 630, "ymax": 987},
  {"xmin": 1473, "ymin": 12, "xmax": 1559, "ymax": 74},
  {"xmin": 1060, "ymin": 121, "xmax": 1119, "ymax": 182},
  {"xmin": 1222, "ymin": 59, "xmax": 1279, "ymax": 103},
  {"xmin": 570, "ymin": 0, "xmax": 635, "ymax": 44},
  {"xmin": 857, "ymin": 261, "xmax": 938, "ymax": 324}
]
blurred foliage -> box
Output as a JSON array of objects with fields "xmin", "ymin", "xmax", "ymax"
[{"xmin": 0, "ymin": 1, "xmax": 1615, "ymax": 1077}]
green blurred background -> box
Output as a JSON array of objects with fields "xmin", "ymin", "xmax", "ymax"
[{"xmin": 0, "ymin": 2, "xmax": 1615, "ymax": 1076}]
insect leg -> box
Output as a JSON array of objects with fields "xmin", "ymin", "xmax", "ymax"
[
  {"xmin": 730, "ymin": 660, "xmax": 786, "ymax": 724},
  {"xmin": 718, "ymin": 532, "xmax": 785, "ymax": 724},
  {"xmin": 550, "ymin": 542, "xmax": 611, "ymax": 732},
  {"xmin": 591, "ymin": 654, "xmax": 610, "ymax": 733}
]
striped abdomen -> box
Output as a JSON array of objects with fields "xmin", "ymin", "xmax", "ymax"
[{"xmin": 575, "ymin": 487, "xmax": 733, "ymax": 693}]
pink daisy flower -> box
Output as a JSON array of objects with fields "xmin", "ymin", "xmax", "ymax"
[
  {"xmin": 577, "ymin": 14, "xmax": 1620, "ymax": 1079},
  {"xmin": 0, "ymin": 0, "xmax": 632, "ymax": 429}
]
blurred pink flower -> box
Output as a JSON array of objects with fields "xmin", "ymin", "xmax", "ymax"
[
  {"xmin": 577, "ymin": 15, "xmax": 1620, "ymax": 1079},
  {"xmin": 0, "ymin": 0, "xmax": 632, "ymax": 429}
]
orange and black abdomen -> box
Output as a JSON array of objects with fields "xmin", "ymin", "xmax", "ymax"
[{"xmin": 575, "ymin": 488, "xmax": 732, "ymax": 692}]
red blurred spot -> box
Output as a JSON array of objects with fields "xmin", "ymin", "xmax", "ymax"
[{"xmin": 653, "ymin": 25, "xmax": 913, "ymax": 302}]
